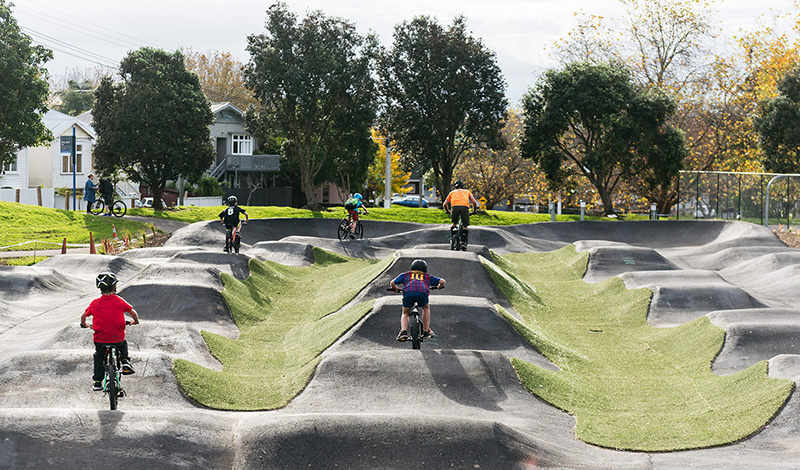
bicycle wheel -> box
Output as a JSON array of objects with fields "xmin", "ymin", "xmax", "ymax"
[
  {"xmin": 106, "ymin": 355, "xmax": 118, "ymax": 410},
  {"xmin": 234, "ymin": 232, "xmax": 241, "ymax": 254},
  {"xmin": 111, "ymin": 200, "xmax": 127, "ymax": 217},
  {"xmin": 354, "ymin": 222, "xmax": 364, "ymax": 239},
  {"xmin": 92, "ymin": 200, "xmax": 106, "ymax": 215},
  {"xmin": 337, "ymin": 219, "xmax": 349, "ymax": 241},
  {"xmin": 224, "ymin": 230, "xmax": 232, "ymax": 253},
  {"xmin": 410, "ymin": 314, "xmax": 421, "ymax": 350}
]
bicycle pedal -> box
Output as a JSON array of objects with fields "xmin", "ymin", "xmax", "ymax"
[{"xmin": 118, "ymin": 389, "xmax": 126, "ymax": 398}]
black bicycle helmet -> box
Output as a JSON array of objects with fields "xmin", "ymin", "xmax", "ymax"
[
  {"xmin": 96, "ymin": 272, "xmax": 118, "ymax": 290},
  {"xmin": 227, "ymin": 195, "xmax": 237, "ymax": 206},
  {"xmin": 410, "ymin": 259, "xmax": 427, "ymax": 273},
  {"xmin": 454, "ymin": 180, "xmax": 464, "ymax": 189}
]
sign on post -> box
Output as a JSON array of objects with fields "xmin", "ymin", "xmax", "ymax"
[{"xmin": 60, "ymin": 136, "xmax": 74, "ymax": 155}]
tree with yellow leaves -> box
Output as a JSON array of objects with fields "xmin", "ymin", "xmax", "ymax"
[
  {"xmin": 183, "ymin": 48, "xmax": 258, "ymax": 112},
  {"xmin": 365, "ymin": 130, "xmax": 411, "ymax": 203}
]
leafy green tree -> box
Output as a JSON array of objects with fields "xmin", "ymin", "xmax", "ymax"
[
  {"xmin": 93, "ymin": 48, "xmax": 214, "ymax": 211},
  {"xmin": 521, "ymin": 61, "xmax": 685, "ymax": 215},
  {"xmin": 0, "ymin": 0, "xmax": 52, "ymax": 169},
  {"xmin": 54, "ymin": 79, "xmax": 95, "ymax": 116},
  {"xmin": 756, "ymin": 66, "xmax": 800, "ymax": 174},
  {"xmin": 244, "ymin": 3, "xmax": 378, "ymax": 210},
  {"xmin": 377, "ymin": 15, "xmax": 508, "ymax": 199}
]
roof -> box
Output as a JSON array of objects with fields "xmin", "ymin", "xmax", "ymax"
[
  {"xmin": 42, "ymin": 109, "xmax": 97, "ymax": 140},
  {"xmin": 210, "ymin": 102, "xmax": 244, "ymax": 116}
]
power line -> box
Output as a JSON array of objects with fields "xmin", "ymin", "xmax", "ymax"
[{"xmin": 23, "ymin": 26, "xmax": 119, "ymax": 69}]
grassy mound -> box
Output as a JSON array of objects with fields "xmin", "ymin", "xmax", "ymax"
[
  {"xmin": 484, "ymin": 246, "xmax": 794, "ymax": 451},
  {"xmin": 173, "ymin": 248, "xmax": 393, "ymax": 410}
]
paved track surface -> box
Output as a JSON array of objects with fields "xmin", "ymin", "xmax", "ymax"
[{"xmin": 1, "ymin": 219, "xmax": 799, "ymax": 469}]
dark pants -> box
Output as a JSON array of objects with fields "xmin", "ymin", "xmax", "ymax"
[
  {"xmin": 93, "ymin": 340, "xmax": 129, "ymax": 382},
  {"xmin": 450, "ymin": 205, "xmax": 470, "ymax": 227}
]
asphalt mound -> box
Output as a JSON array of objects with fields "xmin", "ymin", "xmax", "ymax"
[
  {"xmin": 709, "ymin": 309, "xmax": 800, "ymax": 374},
  {"xmin": 1, "ymin": 219, "xmax": 800, "ymax": 469}
]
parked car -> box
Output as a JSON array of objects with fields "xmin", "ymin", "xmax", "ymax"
[
  {"xmin": 135, "ymin": 197, "xmax": 166, "ymax": 208},
  {"xmin": 391, "ymin": 195, "xmax": 428, "ymax": 208}
]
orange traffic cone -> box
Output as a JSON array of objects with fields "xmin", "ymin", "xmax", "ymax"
[
  {"xmin": 61, "ymin": 238, "xmax": 67, "ymax": 254},
  {"xmin": 112, "ymin": 224, "xmax": 119, "ymax": 243},
  {"xmin": 89, "ymin": 232, "xmax": 96, "ymax": 254}
]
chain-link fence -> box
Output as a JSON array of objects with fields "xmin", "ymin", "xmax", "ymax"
[{"xmin": 677, "ymin": 171, "xmax": 800, "ymax": 227}]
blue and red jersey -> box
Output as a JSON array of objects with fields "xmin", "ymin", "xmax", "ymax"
[{"xmin": 392, "ymin": 270, "xmax": 442, "ymax": 296}]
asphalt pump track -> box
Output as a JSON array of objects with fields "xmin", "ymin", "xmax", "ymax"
[{"xmin": 1, "ymin": 219, "xmax": 799, "ymax": 469}]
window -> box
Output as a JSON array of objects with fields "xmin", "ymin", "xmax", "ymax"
[
  {"xmin": 61, "ymin": 144, "xmax": 83, "ymax": 173},
  {"xmin": 3, "ymin": 156, "xmax": 17, "ymax": 173},
  {"xmin": 232, "ymin": 134, "xmax": 252, "ymax": 155}
]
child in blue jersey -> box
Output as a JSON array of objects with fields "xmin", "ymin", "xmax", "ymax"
[{"xmin": 390, "ymin": 259, "xmax": 445, "ymax": 341}]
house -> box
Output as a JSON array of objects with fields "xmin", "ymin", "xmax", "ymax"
[
  {"xmin": 0, "ymin": 110, "xmax": 98, "ymax": 208},
  {"xmin": 208, "ymin": 102, "xmax": 290, "ymax": 206}
]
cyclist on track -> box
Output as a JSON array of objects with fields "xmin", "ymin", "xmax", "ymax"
[
  {"xmin": 390, "ymin": 259, "xmax": 445, "ymax": 341},
  {"xmin": 80, "ymin": 272, "xmax": 140, "ymax": 391},
  {"xmin": 442, "ymin": 180, "xmax": 478, "ymax": 250},
  {"xmin": 343, "ymin": 193, "xmax": 369, "ymax": 238},
  {"xmin": 219, "ymin": 195, "xmax": 249, "ymax": 252}
]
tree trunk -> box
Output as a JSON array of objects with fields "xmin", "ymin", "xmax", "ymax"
[
  {"xmin": 152, "ymin": 185, "xmax": 166, "ymax": 211},
  {"xmin": 597, "ymin": 186, "xmax": 615, "ymax": 215}
]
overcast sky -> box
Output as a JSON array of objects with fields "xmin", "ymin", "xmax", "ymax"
[{"xmin": 13, "ymin": 0, "xmax": 797, "ymax": 104}]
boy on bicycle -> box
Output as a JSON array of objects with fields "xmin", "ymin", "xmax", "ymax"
[
  {"xmin": 80, "ymin": 272, "xmax": 140, "ymax": 391},
  {"xmin": 442, "ymin": 180, "xmax": 478, "ymax": 250},
  {"xmin": 343, "ymin": 193, "xmax": 368, "ymax": 238},
  {"xmin": 390, "ymin": 259, "xmax": 445, "ymax": 341},
  {"xmin": 219, "ymin": 195, "xmax": 249, "ymax": 252}
]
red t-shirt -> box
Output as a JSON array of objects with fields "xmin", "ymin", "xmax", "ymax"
[{"xmin": 84, "ymin": 294, "xmax": 133, "ymax": 343}]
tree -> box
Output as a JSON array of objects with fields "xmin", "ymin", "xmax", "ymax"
[
  {"xmin": 0, "ymin": 0, "xmax": 52, "ymax": 169},
  {"xmin": 53, "ymin": 79, "xmax": 95, "ymax": 116},
  {"xmin": 454, "ymin": 110, "xmax": 538, "ymax": 210},
  {"xmin": 92, "ymin": 48, "xmax": 214, "ymax": 211},
  {"xmin": 521, "ymin": 61, "xmax": 685, "ymax": 215},
  {"xmin": 366, "ymin": 130, "xmax": 411, "ymax": 203},
  {"xmin": 377, "ymin": 15, "xmax": 508, "ymax": 199},
  {"xmin": 756, "ymin": 66, "xmax": 800, "ymax": 173},
  {"xmin": 183, "ymin": 48, "xmax": 258, "ymax": 111},
  {"xmin": 244, "ymin": 3, "xmax": 378, "ymax": 210}
]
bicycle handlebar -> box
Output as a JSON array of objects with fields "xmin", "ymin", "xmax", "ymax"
[
  {"xmin": 81, "ymin": 320, "xmax": 132, "ymax": 329},
  {"xmin": 387, "ymin": 285, "xmax": 443, "ymax": 293}
]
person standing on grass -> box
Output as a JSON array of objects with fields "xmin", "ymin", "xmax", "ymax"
[
  {"xmin": 99, "ymin": 176, "xmax": 114, "ymax": 216},
  {"xmin": 84, "ymin": 174, "xmax": 96, "ymax": 214}
]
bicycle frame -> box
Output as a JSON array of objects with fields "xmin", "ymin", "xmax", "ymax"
[{"xmin": 102, "ymin": 344, "xmax": 123, "ymax": 410}]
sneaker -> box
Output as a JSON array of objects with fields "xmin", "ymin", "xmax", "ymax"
[
  {"xmin": 121, "ymin": 362, "xmax": 135, "ymax": 375},
  {"xmin": 396, "ymin": 329, "xmax": 409, "ymax": 341},
  {"xmin": 92, "ymin": 381, "xmax": 103, "ymax": 391},
  {"xmin": 423, "ymin": 329, "xmax": 435, "ymax": 339},
  {"xmin": 349, "ymin": 232, "xmax": 356, "ymax": 239},
  {"xmin": 461, "ymin": 246, "xmax": 467, "ymax": 251}
]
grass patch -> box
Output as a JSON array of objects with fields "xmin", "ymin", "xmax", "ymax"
[
  {"xmin": 0, "ymin": 256, "xmax": 51, "ymax": 266},
  {"xmin": 129, "ymin": 204, "xmax": 625, "ymax": 226},
  {"xmin": 0, "ymin": 201, "xmax": 150, "ymax": 249},
  {"xmin": 173, "ymin": 248, "xmax": 394, "ymax": 410},
  {"xmin": 485, "ymin": 246, "xmax": 794, "ymax": 451}
]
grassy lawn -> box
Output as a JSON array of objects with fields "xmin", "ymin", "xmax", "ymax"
[
  {"xmin": 129, "ymin": 204, "xmax": 626, "ymax": 226},
  {"xmin": 0, "ymin": 201, "xmax": 153, "ymax": 250},
  {"xmin": 172, "ymin": 248, "xmax": 393, "ymax": 410},
  {"xmin": 483, "ymin": 246, "xmax": 794, "ymax": 451}
]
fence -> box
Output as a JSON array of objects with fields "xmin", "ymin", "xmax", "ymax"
[{"xmin": 677, "ymin": 170, "xmax": 800, "ymax": 227}]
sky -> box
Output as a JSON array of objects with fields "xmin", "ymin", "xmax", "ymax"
[{"xmin": 12, "ymin": 0, "xmax": 798, "ymax": 105}]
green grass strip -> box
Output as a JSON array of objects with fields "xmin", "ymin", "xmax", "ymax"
[
  {"xmin": 173, "ymin": 247, "xmax": 393, "ymax": 410},
  {"xmin": 0, "ymin": 201, "xmax": 151, "ymax": 248},
  {"xmin": 128, "ymin": 204, "xmax": 628, "ymax": 226},
  {"xmin": 484, "ymin": 246, "xmax": 794, "ymax": 451}
]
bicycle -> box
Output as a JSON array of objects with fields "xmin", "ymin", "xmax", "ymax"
[
  {"xmin": 447, "ymin": 209, "xmax": 476, "ymax": 251},
  {"xmin": 337, "ymin": 210, "xmax": 365, "ymax": 241},
  {"xmin": 224, "ymin": 221, "xmax": 245, "ymax": 254},
  {"xmin": 91, "ymin": 195, "xmax": 127, "ymax": 217},
  {"xmin": 81, "ymin": 321, "xmax": 131, "ymax": 410},
  {"xmin": 388, "ymin": 285, "xmax": 443, "ymax": 350}
]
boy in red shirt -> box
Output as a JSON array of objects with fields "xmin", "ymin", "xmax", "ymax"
[
  {"xmin": 80, "ymin": 272, "xmax": 139, "ymax": 391},
  {"xmin": 390, "ymin": 259, "xmax": 445, "ymax": 341}
]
